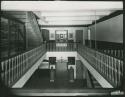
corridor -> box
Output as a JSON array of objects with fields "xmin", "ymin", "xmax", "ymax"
[{"xmin": 0, "ymin": 1, "xmax": 124, "ymax": 97}]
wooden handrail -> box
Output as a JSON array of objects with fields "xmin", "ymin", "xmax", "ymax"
[
  {"xmin": 77, "ymin": 44, "xmax": 123, "ymax": 88},
  {"xmin": 1, "ymin": 44, "xmax": 46, "ymax": 87},
  {"xmin": 9, "ymin": 88, "xmax": 124, "ymax": 96}
]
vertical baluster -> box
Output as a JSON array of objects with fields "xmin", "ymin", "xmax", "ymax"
[
  {"xmin": 30, "ymin": 50, "xmax": 32, "ymax": 66},
  {"xmin": 107, "ymin": 55, "xmax": 110, "ymax": 80},
  {"xmin": 35, "ymin": 48, "xmax": 37, "ymax": 61},
  {"xmin": 32, "ymin": 49, "xmax": 34, "ymax": 65},
  {"xmin": 22, "ymin": 54, "xmax": 24, "ymax": 75},
  {"xmin": 110, "ymin": 56, "xmax": 112, "ymax": 83},
  {"xmin": 12, "ymin": 58, "xmax": 15, "ymax": 84},
  {"xmin": 31, "ymin": 50, "xmax": 33, "ymax": 66},
  {"xmin": 96, "ymin": 52, "xmax": 99, "ymax": 71},
  {"xmin": 19, "ymin": 54, "xmax": 21, "ymax": 78},
  {"xmin": 120, "ymin": 60, "xmax": 123, "ymax": 86},
  {"xmin": 8, "ymin": 59, "xmax": 11, "ymax": 87},
  {"xmin": 106, "ymin": 55, "xmax": 108, "ymax": 79},
  {"xmin": 17, "ymin": 55, "xmax": 19, "ymax": 79},
  {"xmin": 14, "ymin": 57, "xmax": 17, "ymax": 80},
  {"xmin": 21, "ymin": 54, "xmax": 23, "ymax": 76},
  {"xmin": 98, "ymin": 52, "xmax": 100, "ymax": 72},
  {"xmin": 99, "ymin": 53, "xmax": 101, "ymax": 73},
  {"xmin": 121, "ymin": 50, "xmax": 123, "ymax": 60},
  {"xmin": 116, "ymin": 59, "xmax": 119, "ymax": 87},
  {"xmin": 114, "ymin": 58, "xmax": 117, "ymax": 87},
  {"xmin": 13, "ymin": 57, "xmax": 16, "ymax": 82},
  {"xmin": 13, "ymin": 57, "xmax": 15, "ymax": 81},
  {"xmin": 1, "ymin": 62, "xmax": 5, "ymax": 83},
  {"xmin": 10, "ymin": 58, "xmax": 13, "ymax": 85},
  {"xmin": 4, "ymin": 60, "xmax": 8, "ymax": 86},
  {"xmin": 104, "ymin": 54, "xmax": 106, "ymax": 77},
  {"xmin": 104, "ymin": 54, "xmax": 107, "ymax": 76},
  {"xmin": 20, "ymin": 54, "xmax": 22, "ymax": 76},
  {"xmin": 19, "ymin": 55, "xmax": 21, "ymax": 77},
  {"xmin": 109, "ymin": 56, "xmax": 111, "ymax": 81},
  {"xmin": 111, "ymin": 56, "xmax": 114, "ymax": 84},
  {"xmin": 102, "ymin": 53, "xmax": 104, "ymax": 75},
  {"xmin": 32, "ymin": 50, "xmax": 34, "ymax": 65},
  {"xmin": 27, "ymin": 52, "xmax": 30, "ymax": 68},
  {"xmin": 109, "ymin": 55, "xmax": 111, "ymax": 80},
  {"xmin": 25, "ymin": 52, "xmax": 27, "ymax": 71},
  {"xmin": 117, "ymin": 60, "xmax": 120, "ymax": 87},
  {"xmin": 29, "ymin": 50, "xmax": 31, "ymax": 67},
  {"xmin": 23, "ymin": 53, "xmax": 25, "ymax": 73},
  {"xmin": 29, "ymin": 51, "xmax": 31, "ymax": 67},
  {"xmin": 110, "ymin": 56, "xmax": 112, "ymax": 81},
  {"xmin": 114, "ymin": 50, "xmax": 116, "ymax": 58},
  {"xmin": 101, "ymin": 53, "xmax": 103, "ymax": 73},
  {"xmin": 113, "ymin": 57, "xmax": 116, "ymax": 87},
  {"xmin": 25, "ymin": 52, "xmax": 27, "ymax": 70},
  {"xmin": 6, "ymin": 60, "xmax": 9, "ymax": 86},
  {"xmin": 105, "ymin": 54, "xmax": 108, "ymax": 78},
  {"xmin": 27, "ymin": 51, "xmax": 30, "ymax": 69}
]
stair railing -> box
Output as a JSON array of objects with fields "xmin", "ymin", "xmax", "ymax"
[
  {"xmin": 77, "ymin": 44, "xmax": 123, "ymax": 88},
  {"xmin": 1, "ymin": 44, "xmax": 46, "ymax": 87}
]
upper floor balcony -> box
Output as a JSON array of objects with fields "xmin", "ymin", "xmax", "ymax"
[{"xmin": 0, "ymin": 1, "xmax": 124, "ymax": 96}]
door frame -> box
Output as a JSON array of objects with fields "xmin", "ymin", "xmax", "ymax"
[{"xmin": 55, "ymin": 30, "xmax": 68, "ymax": 42}]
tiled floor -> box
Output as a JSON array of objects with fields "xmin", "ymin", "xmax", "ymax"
[{"xmin": 23, "ymin": 69, "xmax": 87, "ymax": 89}]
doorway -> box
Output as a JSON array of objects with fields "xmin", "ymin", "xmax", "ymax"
[
  {"xmin": 76, "ymin": 30, "xmax": 83, "ymax": 43},
  {"xmin": 55, "ymin": 30, "xmax": 68, "ymax": 43}
]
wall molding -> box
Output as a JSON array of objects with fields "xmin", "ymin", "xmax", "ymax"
[{"xmin": 40, "ymin": 25, "xmax": 89, "ymax": 28}]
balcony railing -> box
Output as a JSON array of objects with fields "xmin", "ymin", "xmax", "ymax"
[
  {"xmin": 77, "ymin": 44, "xmax": 123, "ymax": 88},
  {"xmin": 46, "ymin": 42, "xmax": 78, "ymax": 52},
  {"xmin": 0, "ymin": 41, "xmax": 124, "ymax": 89},
  {"xmin": 1, "ymin": 44, "xmax": 46, "ymax": 87}
]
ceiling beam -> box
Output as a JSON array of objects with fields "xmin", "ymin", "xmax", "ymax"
[
  {"xmin": 1, "ymin": 1, "xmax": 123, "ymax": 11},
  {"xmin": 41, "ymin": 11, "xmax": 113, "ymax": 17},
  {"xmin": 39, "ymin": 21, "xmax": 92, "ymax": 25},
  {"xmin": 43, "ymin": 16, "xmax": 100, "ymax": 21}
]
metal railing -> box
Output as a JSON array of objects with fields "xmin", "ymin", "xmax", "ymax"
[
  {"xmin": 46, "ymin": 42, "xmax": 78, "ymax": 52},
  {"xmin": 1, "ymin": 44, "xmax": 46, "ymax": 87},
  {"xmin": 77, "ymin": 44, "xmax": 123, "ymax": 88}
]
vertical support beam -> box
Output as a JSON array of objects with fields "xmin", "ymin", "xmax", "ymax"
[
  {"xmin": 24, "ymin": 25, "xmax": 26, "ymax": 51},
  {"xmin": 122, "ymin": 2, "xmax": 125, "ymax": 92},
  {"xmin": 8, "ymin": 20, "xmax": 11, "ymax": 57}
]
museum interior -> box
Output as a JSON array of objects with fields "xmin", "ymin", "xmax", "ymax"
[{"xmin": 0, "ymin": 1, "xmax": 124, "ymax": 96}]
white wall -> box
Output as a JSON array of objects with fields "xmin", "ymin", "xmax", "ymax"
[
  {"xmin": 41, "ymin": 27, "xmax": 88, "ymax": 44},
  {"xmin": 45, "ymin": 52, "xmax": 77, "ymax": 79},
  {"xmin": 90, "ymin": 14, "xmax": 123, "ymax": 43},
  {"xmin": 45, "ymin": 52, "xmax": 78, "ymax": 60}
]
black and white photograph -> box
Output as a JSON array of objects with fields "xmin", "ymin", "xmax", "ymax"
[{"xmin": 0, "ymin": 0, "xmax": 124, "ymax": 97}]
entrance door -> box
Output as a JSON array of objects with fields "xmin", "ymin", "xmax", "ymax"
[
  {"xmin": 56, "ymin": 62, "xmax": 68, "ymax": 80},
  {"xmin": 76, "ymin": 30, "xmax": 83, "ymax": 43},
  {"xmin": 42, "ymin": 29, "xmax": 49, "ymax": 42}
]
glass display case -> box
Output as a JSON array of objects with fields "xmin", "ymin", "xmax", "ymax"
[{"xmin": 1, "ymin": 16, "xmax": 26, "ymax": 60}]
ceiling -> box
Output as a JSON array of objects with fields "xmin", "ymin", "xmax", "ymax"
[{"xmin": 1, "ymin": 1, "xmax": 123, "ymax": 25}]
